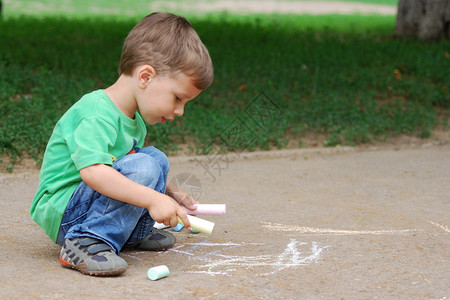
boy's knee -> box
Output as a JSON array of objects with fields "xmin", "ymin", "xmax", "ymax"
[
  {"xmin": 155, "ymin": 150, "xmax": 169, "ymax": 175},
  {"xmin": 115, "ymin": 153, "xmax": 162, "ymax": 186},
  {"xmin": 139, "ymin": 146, "xmax": 169, "ymax": 175}
]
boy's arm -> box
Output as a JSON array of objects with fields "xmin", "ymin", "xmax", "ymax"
[
  {"xmin": 79, "ymin": 164, "xmax": 191, "ymax": 228},
  {"xmin": 166, "ymin": 180, "xmax": 199, "ymax": 211}
]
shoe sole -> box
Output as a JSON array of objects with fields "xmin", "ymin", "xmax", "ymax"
[{"xmin": 59, "ymin": 255, "xmax": 127, "ymax": 276}]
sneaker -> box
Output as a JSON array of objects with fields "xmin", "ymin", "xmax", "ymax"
[
  {"xmin": 59, "ymin": 237, "xmax": 128, "ymax": 276},
  {"xmin": 125, "ymin": 228, "xmax": 176, "ymax": 251}
]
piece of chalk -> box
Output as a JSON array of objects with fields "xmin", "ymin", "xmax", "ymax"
[
  {"xmin": 177, "ymin": 215, "xmax": 215, "ymax": 234},
  {"xmin": 190, "ymin": 228, "xmax": 200, "ymax": 234},
  {"xmin": 153, "ymin": 222, "xmax": 170, "ymax": 230},
  {"xmin": 183, "ymin": 204, "xmax": 226, "ymax": 216},
  {"xmin": 148, "ymin": 265, "xmax": 170, "ymax": 281},
  {"xmin": 172, "ymin": 223, "xmax": 185, "ymax": 232}
]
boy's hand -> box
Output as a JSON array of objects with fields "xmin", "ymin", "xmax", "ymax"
[
  {"xmin": 147, "ymin": 193, "xmax": 191, "ymax": 228},
  {"xmin": 166, "ymin": 180, "xmax": 199, "ymax": 211},
  {"xmin": 79, "ymin": 164, "xmax": 192, "ymax": 228}
]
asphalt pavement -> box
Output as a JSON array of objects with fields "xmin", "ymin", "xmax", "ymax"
[{"xmin": 1, "ymin": 142, "xmax": 449, "ymax": 299}]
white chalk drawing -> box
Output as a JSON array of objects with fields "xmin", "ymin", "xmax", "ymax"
[
  {"xmin": 262, "ymin": 222, "xmax": 419, "ymax": 235},
  {"xmin": 164, "ymin": 239, "xmax": 329, "ymax": 276},
  {"xmin": 429, "ymin": 221, "xmax": 450, "ymax": 233},
  {"xmin": 270, "ymin": 239, "xmax": 329, "ymax": 275},
  {"xmin": 155, "ymin": 221, "xmax": 448, "ymax": 276}
]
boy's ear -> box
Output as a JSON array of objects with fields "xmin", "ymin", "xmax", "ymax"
[{"xmin": 137, "ymin": 65, "xmax": 156, "ymax": 88}]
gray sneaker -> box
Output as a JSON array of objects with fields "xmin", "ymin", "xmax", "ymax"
[
  {"xmin": 59, "ymin": 237, "xmax": 128, "ymax": 276},
  {"xmin": 125, "ymin": 228, "xmax": 176, "ymax": 251}
]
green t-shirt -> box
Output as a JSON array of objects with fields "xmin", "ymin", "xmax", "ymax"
[{"xmin": 31, "ymin": 90, "xmax": 146, "ymax": 242}]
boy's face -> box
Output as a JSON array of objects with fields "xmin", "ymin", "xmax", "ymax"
[{"xmin": 137, "ymin": 71, "xmax": 202, "ymax": 125}]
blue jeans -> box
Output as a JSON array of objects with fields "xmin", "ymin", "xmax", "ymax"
[{"xmin": 56, "ymin": 146, "xmax": 169, "ymax": 254}]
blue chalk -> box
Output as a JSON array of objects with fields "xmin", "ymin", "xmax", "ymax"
[
  {"xmin": 172, "ymin": 223, "xmax": 185, "ymax": 232},
  {"xmin": 190, "ymin": 228, "xmax": 200, "ymax": 234}
]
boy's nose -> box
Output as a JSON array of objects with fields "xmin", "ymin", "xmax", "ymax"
[{"xmin": 174, "ymin": 105, "xmax": 184, "ymax": 116}]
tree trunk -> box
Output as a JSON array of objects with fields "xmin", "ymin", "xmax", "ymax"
[{"xmin": 395, "ymin": 0, "xmax": 450, "ymax": 40}]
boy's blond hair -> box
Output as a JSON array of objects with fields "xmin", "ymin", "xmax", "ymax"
[{"xmin": 119, "ymin": 12, "xmax": 214, "ymax": 90}]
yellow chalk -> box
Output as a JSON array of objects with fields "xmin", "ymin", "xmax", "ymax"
[{"xmin": 177, "ymin": 215, "xmax": 215, "ymax": 234}]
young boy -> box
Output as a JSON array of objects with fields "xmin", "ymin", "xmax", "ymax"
[{"xmin": 30, "ymin": 12, "xmax": 214, "ymax": 276}]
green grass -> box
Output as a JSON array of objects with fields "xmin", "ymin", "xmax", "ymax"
[
  {"xmin": 331, "ymin": 0, "xmax": 397, "ymax": 4},
  {"xmin": 2, "ymin": 0, "xmax": 398, "ymax": 19},
  {"xmin": 0, "ymin": 10, "xmax": 449, "ymax": 170}
]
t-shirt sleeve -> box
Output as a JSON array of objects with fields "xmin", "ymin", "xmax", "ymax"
[{"xmin": 65, "ymin": 117, "xmax": 117, "ymax": 170}]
